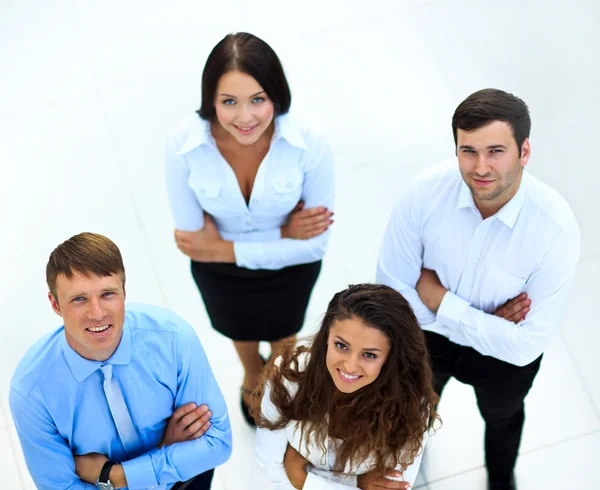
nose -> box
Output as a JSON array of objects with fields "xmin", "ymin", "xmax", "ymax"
[
  {"xmin": 343, "ymin": 355, "xmax": 361, "ymax": 374},
  {"xmin": 87, "ymin": 297, "xmax": 105, "ymax": 321},
  {"xmin": 237, "ymin": 103, "xmax": 252, "ymax": 123},
  {"xmin": 474, "ymin": 153, "xmax": 492, "ymax": 177}
]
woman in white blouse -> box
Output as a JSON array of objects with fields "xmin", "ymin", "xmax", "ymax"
[
  {"xmin": 254, "ymin": 284, "xmax": 439, "ymax": 489},
  {"xmin": 165, "ymin": 32, "xmax": 335, "ymax": 426}
]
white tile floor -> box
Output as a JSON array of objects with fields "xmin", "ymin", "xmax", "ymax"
[{"xmin": 1, "ymin": 0, "xmax": 599, "ymax": 488}]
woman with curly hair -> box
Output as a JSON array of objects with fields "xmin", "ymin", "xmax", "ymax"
[{"xmin": 253, "ymin": 283, "xmax": 439, "ymax": 489}]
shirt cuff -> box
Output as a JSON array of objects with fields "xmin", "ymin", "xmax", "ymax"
[
  {"xmin": 436, "ymin": 291, "xmax": 470, "ymax": 332},
  {"xmin": 234, "ymin": 241, "xmax": 266, "ymax": 269},
  {"xmin": 305, "ymin": 470, "xmax": 357, "ymax": 488},
  {"xmin": 121, "ymin": 454, "xmax": 158, "ymax": 489}
]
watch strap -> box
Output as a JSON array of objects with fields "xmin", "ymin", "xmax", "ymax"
[{"xmin": 99, "ymin": 460, "xmax": 117, "ymax": 484}]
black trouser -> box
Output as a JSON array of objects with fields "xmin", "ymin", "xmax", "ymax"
[
  {"xmin": 424, "ymin": 331, "xmax": 542, "ymax": 481},
  {"xmin": 171, "ymin": 469, "xmax": 214, "ymax": 489}
]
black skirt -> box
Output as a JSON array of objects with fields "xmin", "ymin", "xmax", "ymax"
[{"xmin": 190, "ymin": 260, "xmax": 322, "ymax": 342}]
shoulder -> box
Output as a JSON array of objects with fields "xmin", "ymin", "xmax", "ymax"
[
  {"xmin": 271, "ymin": 350, "xmax": 311, "ymax": 397},
  {"xmin": 523, "ymin": 172, "xmax": 579, "ymax": 232},
  {"xmin": 125, "ymin": 303, "xmax": 196, "ymax": 340},
  {"xmin": 413, "ymin": 158, "xmax": 462, "ymax": 188},
  {"xmin": 166, "ymin": 114, "xmax": 210, "ymax": 152},
  {"xmin": 393, "ymin": 158, "xmax": 462, "ymax": 212},
  {"xmin": 277, "ymin": 113, "xmax": 330, "ymax": 153},
  {"xmin": 11, "ymin": 327, "xmax": 65, "ymax": 399}
]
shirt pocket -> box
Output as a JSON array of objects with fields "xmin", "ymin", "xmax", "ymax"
[
  {"xmin": 485, "ymin": 264, "xmax": 528, "ymax": 311},
  {"xmin": 188, "ymin": 173, "xmax": 236, "ymax": 217},
  {"xmin": 263, "ymin": 172, "xmax": 303, "ymax": 213}
]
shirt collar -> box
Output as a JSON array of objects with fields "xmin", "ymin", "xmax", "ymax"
[
  {"xmin": 457, "ymin": 171, "xmax": 529, "ymax": 228},
  {"xmin": 176, "ymin": 113, "xmax": 308, "ymax": 155},
  {"xmin": 60, "ymin": 317, "xmax": 132, "ymax": 382},
  {"xmin": 271, "ymin": 114, "xmax": 308, "ymax": 150},
  {"xmin": 176, "ymin": 115, "xmax": 211, "ymax": 155}
]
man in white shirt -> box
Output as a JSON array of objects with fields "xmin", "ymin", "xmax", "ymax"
[{"xmin": 376, "ymin": 89, "xmax": 580, "ymax": 490}]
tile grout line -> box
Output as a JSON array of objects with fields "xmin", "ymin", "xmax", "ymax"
[
  {"xmin": 1, "ymin": 401, "xmax": 26, "ymax": 489},
  {"xmin": 558, "ymin": 329, "xmax": 600, "ymax": 423},
  {"xmin": 424, "ymin": 428, "xmax": 600, "ymax": 486}
]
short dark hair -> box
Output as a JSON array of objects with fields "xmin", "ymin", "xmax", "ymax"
[
  {"xmin": 46, "ymin": 232, "xmax": 125, "ymax": 299},
  {"xmin": 198, "ymin": 32, "xmax": 291, "ymax": 121},
  {"xmin": 452, "ymin": 88, "xmax": 531, "ymax": 157}
]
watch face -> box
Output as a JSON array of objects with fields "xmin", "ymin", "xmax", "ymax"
[{"xmin": 96, "ymin": 482, "xmax": 114, "ymax": 490}]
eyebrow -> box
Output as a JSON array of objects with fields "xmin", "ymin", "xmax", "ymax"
[
  {"xmin": 67, "ymin": 286, "xmax": 120, "ymax": 300},
  {"xmin": 459, "ymin": 144, "xmax": 508, "ymax": 150},
  {"xmin": 218, "ymin": 91, "xmax": 266, "ymax": 98},
  {"xmin": 335, "ymin": 335, "xmax": 382, "ymax": 352}
]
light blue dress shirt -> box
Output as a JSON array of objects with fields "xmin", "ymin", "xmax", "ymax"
[
  {"xmin": 165, "ymin": 113, "xmax": 335, "ymax": 270},
  {"xmin": 10, "ymin": 303, "xmax": 232, "ymax": 490}
]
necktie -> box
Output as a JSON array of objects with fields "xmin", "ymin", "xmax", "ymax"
[{"xmin": 100, "ymin": 363, "xmax": 141, "ymax": 455}]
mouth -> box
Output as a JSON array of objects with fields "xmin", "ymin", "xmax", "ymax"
[
  {"xmin": 233, "ymin": 124, "xmax": 258, "ymax": 135},
  {"xmin": 473, "ymin": 178, "xmax": 495, "ymax": 187},
  {"xmin": 337, "ymin": 368, "xmax": 363, "ymax": 383},
  {"xmin": 85, "ymin": 324, "xmax": 112, "ymax": 336}
]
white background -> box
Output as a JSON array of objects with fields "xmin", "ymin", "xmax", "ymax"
[{"xmin": 1, "ymin": 0, "xmax": 599, "ymax": 488}]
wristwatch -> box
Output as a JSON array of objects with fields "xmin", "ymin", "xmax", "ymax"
[{"xmin": 95, "ymin": 460, "xmax": 117, "ymax": 490}]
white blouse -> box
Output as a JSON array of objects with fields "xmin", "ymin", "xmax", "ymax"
[
  {"xmin": 256, "ymin": 357, "xmax": 429, "ymax": 489},
  {"xmin": 164, "ymin": 113, "xmax": 335, "ymax": 270}
]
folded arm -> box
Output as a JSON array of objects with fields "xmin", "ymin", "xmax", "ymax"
[
  {"xmin": 10, "ymin": 389, "xmax": 97, "ymax": 490},
  {"xmin": 434, "ymin": 225, "xmax": 580, "ymax": 366},
  {"xmin": 235, "ymin": 137, "xmax": 335, "ymax": 270},
  {"xmin": 376, "ymin": 188, "xmax": 436, "ymax": 325},
  {"xmin": 121, "ymin": 324, "xmax": 232, "ymax": 488}
]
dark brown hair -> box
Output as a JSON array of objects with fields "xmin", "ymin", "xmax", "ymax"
[
  {"xmin": 452, "ymin": 88, "xmax": 531, "ymax": 157},
  {"xmin": 46, "ymin": 232, "xmax": 125, "ymax": 299},
  {"xmin": 254, "ymin": 284, "xmax": 439, "ymax": 474},
  {"xmin": 198, "ymin": 32, "xmax": 291, "ymax": 121}
]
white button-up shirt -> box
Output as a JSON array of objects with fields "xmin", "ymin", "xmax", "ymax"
[
  {"xmin": 165, "ymin": 113, "xmax": 335, "ymax": 270},
  {"xmin": 256, "ymin": 356, "xmax": 428, "ymax": 489},
  {"xmin": 377, "ymin": 159, "xmax": 580, "ymax": 367}
]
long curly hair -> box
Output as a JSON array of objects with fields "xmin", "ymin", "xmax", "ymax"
[{"xmin": 253, "ymin": 283, "xmax": 440, "ymax": 475}]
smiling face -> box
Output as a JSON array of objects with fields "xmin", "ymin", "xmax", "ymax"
[
  {"xmin": 457, "ymin": 120, "xmax": 530, "ymax": 218},
  {"xmin": 326, "ymin": 317, "xmax": 391, "ymax": 394},
  {"xmin": 49, "ymin": 271, "xmax": 125, "ymax": 361},
  {"xmin": 213, "ymin": 70, "xmax": 275, "ymax": 146}
]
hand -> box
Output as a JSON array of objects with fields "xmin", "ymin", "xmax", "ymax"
[
  {"xmin": 159, "ymin": 403, "xmax": 212, "ymax": 448},
  {"xmin": 174, "ymin": 214, "xmax": 234, "ymax": 263},
  {"xmin": 284, "ymin": 444, "xmax": 308, "ymax": 489},
  {"xmin": 415, "ymin": 268, "xmax": 447, "ymax": 313},
  {"xmin": 493, "ymin": 292, "xmax": 531, "ymax": 323},
  {"xmin": 357, "ymin": 469, "xmax": 411, "ymax": 489},
  {"xmin": 281, "ymin": 201, "xmax": 333, "ymax": 239}
]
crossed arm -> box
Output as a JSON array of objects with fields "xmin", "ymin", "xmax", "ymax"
[
  {"xmin": 73, "ymin": 403, "xmax": 214, "ymax": 487},
  {"xmin": 376, "ymin": 190, "xmax": 580, "ymax": 367},
  {"xmin": 10, "ymin": 329, "xmax": 231, "ymax": 490}
]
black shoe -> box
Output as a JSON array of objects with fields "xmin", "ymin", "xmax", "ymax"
[{"xmin": 488, "ymin": 474, "xmax": 516, "ymax": 490}]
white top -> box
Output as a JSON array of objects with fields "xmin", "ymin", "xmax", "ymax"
[
  {"xmin": 376, "ymin": 158, "xmax": 581, "ymax": 367},
  {"xmin": 165, "ymin": 113, "xmax": 335, "ymax": 270},
  {"xmin": 256, "ymin": 356, "xmax": 428, "ymax": 489}
]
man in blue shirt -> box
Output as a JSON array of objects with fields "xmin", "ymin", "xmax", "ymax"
[{"xmin": 10, "ymin": 232, "xmax": 232, "ymax": 489}]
